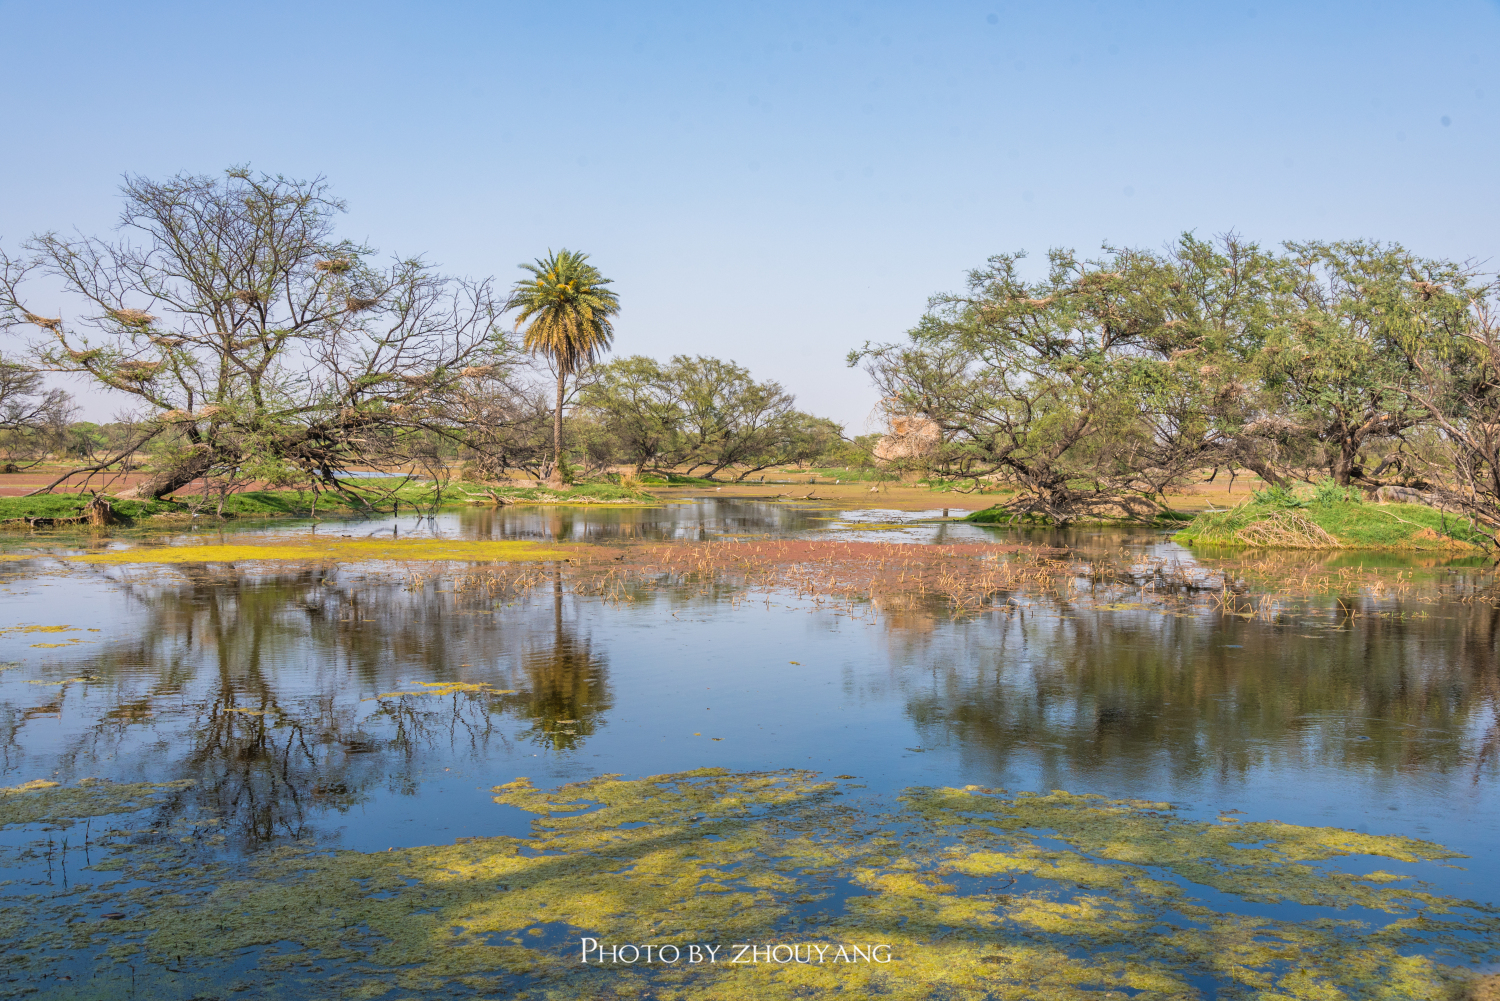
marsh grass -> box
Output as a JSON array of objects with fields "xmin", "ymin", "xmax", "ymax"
[{"xmin": 368, "ymin": 540, "xmax": 1492, "ymax": 630}]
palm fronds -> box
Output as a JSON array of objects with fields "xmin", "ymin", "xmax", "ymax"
[{"xmin": 511, "ymin": 249, "xmax": 619, "ymax": 376}]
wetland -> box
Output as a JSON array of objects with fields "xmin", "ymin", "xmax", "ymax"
[{"xmin": 0, "ymin": 498, "xmax": 1496, "ymax": 1000}]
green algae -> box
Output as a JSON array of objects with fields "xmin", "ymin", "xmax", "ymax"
[
  {"xmin": 1, "ymin": 772, "xmax": 1494, "ymax": 1000},
  {"xmin": 67, "ymin": 536, "xmax": 570, "ymax": 565},
  {"xmin": 903, "ymin": 786, "xmax": 1466, "ymax": 912},
  {"xmin": 0, "ymin": 777, "xmax": 195, "ymax": 828}
]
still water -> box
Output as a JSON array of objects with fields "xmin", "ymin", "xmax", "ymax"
[{"xmin": 1, "ymin": 498, "xmax": 1496, "ymax": 997}]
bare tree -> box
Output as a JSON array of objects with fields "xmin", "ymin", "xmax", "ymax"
[
  {"xmin": 0, "ymin": 358, "xmax": 74, "ymax": 468},
  {"xmin": 439, "ymin": 367, "xmax": 556, "ymax": 481},
  {"xmin": 0, "ymin": 168, "xmax": 508, "ymax": 504},
  {"xmin": 1401, "ymin": 273, "xmax": 1500, "ymax": 542}
]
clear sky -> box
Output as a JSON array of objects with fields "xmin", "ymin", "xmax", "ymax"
[{"xmin": 2, "ymin": 0, "xmax": 1497, "ymax": 429}]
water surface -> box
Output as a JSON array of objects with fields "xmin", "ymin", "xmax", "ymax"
[{"xmin": 1, "ymin": 499, "xmax": 1495, "ymax": 997}]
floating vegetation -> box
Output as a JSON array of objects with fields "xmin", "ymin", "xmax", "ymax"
[
  {"xmin": 0, "ymin": 777, "xmax": 194, "ymax": 828},
  {"xmin": 20, "ymin": 625, "xmax": 96, "ymax": 647},
  {"xmin": 367, "ymin": 680, "xmax": 518, "ymax": 700},
  {"xmin": 68, "ymin": 537, "xmax": 570, "ymax": 565},
  {"xmin": 3, "ymin": 770, "xmax": 1492, "ymax": 999}
]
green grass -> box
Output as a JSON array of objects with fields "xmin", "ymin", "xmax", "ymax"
[
  {"xmin": 964, "ymin": 505, "xmax": 1050, "ymax": 525},
  {"xmin": 963, "ymin": 497, "xmax": 1188, "ymax": 526},
  {"xmin": 223, "ymin": 479, "xmax": 656, "ymax": 512},
  {"xmin": 0, "ymin": 495, "xmax": 182, "ymax": 521},
  {"xmin": 0, "ymin": 479, "xmax": 657, "ymax": 524},
  {"xmin": 477, "ymin": 481, "xmax": 657, "ymax": 504},
  {"xmin": 0, "ymin": 495, "xmax": 104, "ymax": 519},
  {"xmin": 1174, "ymin": 491, "xmax": 1487, "ymax": 551}
]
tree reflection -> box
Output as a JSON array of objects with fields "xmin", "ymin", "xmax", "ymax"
[
  {"xmin": 893, "ymin": 591, "xmax": 1500, "ymax": 784},
  {"xmin": 491, "ymin": 568, "xmax": 612, "ymax": 751},
  {"xmin": 2, "ymin": 552, "xmax": 1497, "ymax": 851},
  {"xmin": 0, "ymin": 562, "xmax": 613, "ymax": 846}
]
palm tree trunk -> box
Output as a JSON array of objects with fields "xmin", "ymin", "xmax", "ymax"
[{"xmin": 549, "ymin": 371, "xmax": 566, "ymax": 487}]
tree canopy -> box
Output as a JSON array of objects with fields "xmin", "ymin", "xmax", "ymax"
[{"xmin": 853, "ymin": 232, "xmax": 1496, "ymax": 526}]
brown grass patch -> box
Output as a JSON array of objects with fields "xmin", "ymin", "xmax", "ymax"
[{"xmin": 1235, "ymin": 510, "xmax": 1341, "ymax": 549}]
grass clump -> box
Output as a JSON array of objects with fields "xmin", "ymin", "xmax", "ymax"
[
  {"xmin": 1176, "ymin": 481, "xmax": 1487, "ymax": 551},
  {"xmin": 965, "ymin": 507, "xmax": 1055, "ymax": 526}
]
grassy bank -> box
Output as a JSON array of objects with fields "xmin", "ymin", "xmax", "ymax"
[
  {"xmin": 0, "ymin": 479, "xmax": 657, "ymax": 525},
  {"xmin": 0, "ymin": 494, "xmax": 183, "ymax": 522},
  {"xmin": 1173, "ymin": 486, "xmax": 1487, "ymax": 551}
]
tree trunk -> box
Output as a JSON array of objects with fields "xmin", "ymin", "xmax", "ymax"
[
  {"xmin": 121, "ymin": 445, "xmax": 216, "ymax": 500},
  {"xmin": 549, "ymin": 372, "xmax": 566, "ymax": 488},
  {"xmin": 1331, "ymin": 442, "xmax": 1358, "ymax": 486}
]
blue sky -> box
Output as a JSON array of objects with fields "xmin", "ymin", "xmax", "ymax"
[{"xmin": 2, "ymin": 0, "xmax": 1497, "ymax": 427}]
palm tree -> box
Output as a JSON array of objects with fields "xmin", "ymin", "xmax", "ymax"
[{"xmin": 510, "ymin": 249, "xmax": 620, "ymax": 486}]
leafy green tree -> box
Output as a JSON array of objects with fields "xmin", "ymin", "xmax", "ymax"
[
  {"xmin": 509, "ymin": 249, "xmax": 620, "ymax": 486},
  {"xmin": 581, "ymin": 355, "xmax": 683, "ymax": 475},
  {"xmin": 851, "ymin": 234, "xmax": 1462, "ymax": 520},
  {"xmin": 579, "ymin": 353, "xmax": 838, "ymax": 480},
  {"xmin": 817, "ymin": 433, "xmax": 881, "ymax": 469},
  {"xmin": 1155, "ymin": 233, "xmax": 1285, "ymax": 487},
  {"xmin": 667, "ymin": 355, "xmax": 831, "ymax": 480},
  {"xmin": 1256, "ymin": 241, "xmax": 1464, "ymax": 485},
  {"xmin": 444, "ymin": 370, "xmax": 556, "ymax": 481},
  {"xmin": 852, "ymin": 243, "xmax": 1198, "ymax": 521}
]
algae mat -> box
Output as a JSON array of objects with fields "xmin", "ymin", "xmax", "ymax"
[
  {"xmin": 1, "ymin": 770, "xmax": 1494, "ymax": 1000},
  {"xmin": 66, "ymin": 537, "xmax": 570, "ymax": 565}
]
